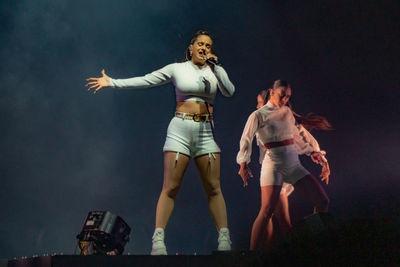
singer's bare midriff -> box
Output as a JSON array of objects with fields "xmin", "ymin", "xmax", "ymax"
[{"xmin": 176, "ymin": 101, "xmax": 213, "ymax": 114}]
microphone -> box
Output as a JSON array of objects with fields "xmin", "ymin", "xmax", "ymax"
[{"xmin": 205, "ymin": 56, "xmax": 221, "ymax": 66}]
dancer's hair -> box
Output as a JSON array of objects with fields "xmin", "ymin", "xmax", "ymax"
[
  {"xmin": 258, "ymin": 80, "xmax": 333, "ymax": 131},
  {"xmin": 184, "ymin": 30, "xmax": 213, "ymax": 61}
]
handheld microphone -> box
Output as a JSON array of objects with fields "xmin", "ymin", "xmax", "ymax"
[{"xmin": 205, "ymin": 57, "xmax": 220, "ymax": 66}]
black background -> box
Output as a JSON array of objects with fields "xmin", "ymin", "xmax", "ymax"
[{"xmin": 0, "ymin": 0, "xmax": 399, "ymax": 258}]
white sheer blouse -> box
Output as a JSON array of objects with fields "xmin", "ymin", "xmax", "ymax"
[{"xmin": 237, "ymin": 101, "xmax": 325, "ymax": 164}]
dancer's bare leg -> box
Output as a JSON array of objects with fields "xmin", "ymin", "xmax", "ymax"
[
  {"xmin": 293, "ymin": 174, "xmax": 330, "ymax": 212},
  {"xmin": 264, "ymin": 192, "xmax": 292, "ymax": 248},
  {"xmin": 265, "ymin": 218, "xmax": 274, "ymax": 245},
  {"xmin": 194, "ymin": 153, "xmax": 227, "ymax": 229},
  {"xmin": 155, "ymin": 151, "xmax": 190, "ymax": 229},
  {"xmin": 274, "ymin": 192, "xmax": 292, "ymax": 234},
  {"xmin": 250, "ymin": 185, "xmax": 281, "ymax": 250}
]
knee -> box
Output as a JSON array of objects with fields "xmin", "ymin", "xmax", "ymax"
[
  {"xmin": 204, "ymin": 180, "xmax": 222, "ymax": 197},
  {"xmin": 258, "ymin": 205, "xmax": 275, "ymax": 221},
  {"xmin": 163, "ymin": 183, "xmax": 181, "ymax": 199}
]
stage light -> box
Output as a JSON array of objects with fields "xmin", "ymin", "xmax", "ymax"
[{"xmin": 76, "ymin": 211, "xmax": 131, "ymax": 255}]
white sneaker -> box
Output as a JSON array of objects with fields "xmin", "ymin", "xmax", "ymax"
[
  {"xmin": 151, "ymin": 228, "xmax": 167, "ymax": 255},
  {"xmin": 217, "ymin": 227, "xmax": 232, "ymax": 251}
]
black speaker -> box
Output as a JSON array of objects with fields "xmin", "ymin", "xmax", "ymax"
[{"xmin": 76, "ymin": 211, "xmax": 131, "ymax": 255}]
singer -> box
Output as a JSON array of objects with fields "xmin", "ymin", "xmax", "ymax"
[
  {"xmin": 86, "ymin": 30, "xmax": 235, "ymax": 255},
  {"xmin": 237, "ymin": 80, "xmax": 331, "ymax": 251}
]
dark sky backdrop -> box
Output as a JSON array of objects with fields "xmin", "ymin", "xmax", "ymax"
[{"xmin": 0, "ymin": 0, "xmax": 399, "ymax": 258}]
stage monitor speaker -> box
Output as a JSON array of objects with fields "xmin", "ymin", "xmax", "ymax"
[{"xmin": 76, "ymin": 211, "xmax": 131, "ymax": 255}]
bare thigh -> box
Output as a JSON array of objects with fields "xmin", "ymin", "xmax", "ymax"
[
  {"xmin": 194, "ymin": 153, "xmax": 221, "ymax": 196},
  {"xmin": 162, "ymin": 151, "xmax": 190, "ymax": 197}
]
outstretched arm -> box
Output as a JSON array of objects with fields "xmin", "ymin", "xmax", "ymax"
[
  {"xmin": 86, "ymin": 63, "xmax": 175, "ymax": 92},
  {"xmin": 86, "ymin": 69, "xmax": 110, "ymax": 93}
]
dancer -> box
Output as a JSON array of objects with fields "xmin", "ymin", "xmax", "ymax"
[
  {"xmin": 255, "ymin": 90, "xmax": 331, "ymax": 248},
  {"xmin": 237, "ymin": 80, "xmax": 330, "ymax": 251},
  {"xmin": 87, "ymin": 30, "xmax": 235, "ymax": 255}
]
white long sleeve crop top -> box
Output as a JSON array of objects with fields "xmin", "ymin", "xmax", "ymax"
[
  {"xmin": 109, "ymin": 61, "xmax": 235, "ymax": 105},
  {"xmin": 237, "ymin": 101, "xmax": 325, "ymax": 164}
]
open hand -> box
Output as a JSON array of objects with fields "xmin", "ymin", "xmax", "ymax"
[
  {"xmin": 238, "ymin": 162, "xmax": 253, "ymax": 187},
  {"xmin": 86, "ymin": 69, "xmax": 110, "ymax": 93}
]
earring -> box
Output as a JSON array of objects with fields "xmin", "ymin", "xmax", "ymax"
[{"xmin": 189, "ymin": 50, "xmax": 193, "ymax": 56}]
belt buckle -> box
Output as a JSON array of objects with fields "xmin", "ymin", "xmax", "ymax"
[{"xmin": 193, "ymin": 114, "xmax": 201, "ymax": 122}]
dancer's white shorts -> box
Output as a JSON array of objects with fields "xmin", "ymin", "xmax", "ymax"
[
  {"xmin": 260, "ymin": 144, "xmax": 309, "ymax": 187},
  {"xmin": 163, "ymin": 117, "xmax": 221, "ymax": 158}
]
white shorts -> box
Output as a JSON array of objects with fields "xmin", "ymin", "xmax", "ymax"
[
  {"xmin": 163, "ymin": 117, "xmax": 221, "ymax": 158},
  {"xmin": 260, "ymin": 144, "xmax": 310, "ymax": 187}
]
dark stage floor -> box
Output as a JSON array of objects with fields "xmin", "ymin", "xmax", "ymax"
[{"xmin": 4, "ymin": 212, "xmax": 400, "ymax": 266}]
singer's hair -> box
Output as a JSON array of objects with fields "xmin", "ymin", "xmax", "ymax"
[
  {"xmin": 258, "ymin": 80, "xmax": 333, "ymax": 131},
  {"xmin": 184, "ymin": 30, "xmax": 213, "ymax": 61}
]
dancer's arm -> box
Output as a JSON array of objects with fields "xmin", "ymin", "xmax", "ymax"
[
  {"xmin": 300, "ymin": 126, "xmax": 328, "ymax": 164},
  {"xmin": 237, "ymin": 111, "xmax": 259, "ymax": 164},
  {"xmin": 87, "ymin": 64, "xmax": 174, "ymax": 92},
  {"xmin": 237, "ymin": 111, "xmax": 259, "ymax": 186},
  {"xmin": 297, "ymin": 125, "xmax": 327, "ymax": 161},
  {"xmin": 298, "ymin": 124, "xmax": 320, "ymax": 151},
  {"xmin": 292, "ymin": 121, "xmax": 330, "ymax": 184},
  {"xmin": 293, "ymin": 124, "xmax": 324, "ymax": 156},
  {"xmin": 256, "ymin": 135, "xmax": 266, "ymax": 165},
  {"xmin": 298, "ymin": 125, "xmax": 331, "ymax": 184}
]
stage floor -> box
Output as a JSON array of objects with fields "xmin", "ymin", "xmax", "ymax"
[{"xmin": 6, "ymin": 249, "xmax": 398, "ymax": 267}]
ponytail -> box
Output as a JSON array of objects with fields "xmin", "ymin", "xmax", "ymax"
[
  {"xmin": 292, "ymin": 110, "xmax": 333, "ymax": 131},
  {"xmin": 287, "ymin": 102, "xmax": 333, "ymax": 131},
  {"xmin": 258, "ymin": 89, "xmax": 270, "ymax": 104}
]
